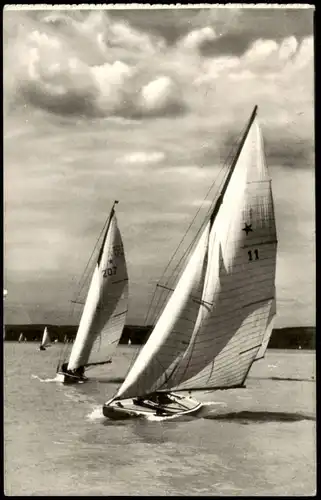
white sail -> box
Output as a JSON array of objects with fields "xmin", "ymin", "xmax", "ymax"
[
  {"xmin": 18, "ymin": 333, "xmax": 24, "ymax": 342},
  {"xmin": 41, "ymin": 327, "xmax": 51, "ymax": 347},
  {"xmin": 3, "ymin": 289, "xmax": 7, "ymax": 339},
  {"xmin": 115, "ymin": 221, "xmax": 211, "ymax": 400},
  {"xmin": 167, "ymin": 115, "xmax": 277, "ymax": 391},
  {"xmin": 67, "ymin": 207, "xmax": 128, "ymax": 371},
  {"xmin": 113, "ymin": 106, "xmax": 277, "ymax": 401}
]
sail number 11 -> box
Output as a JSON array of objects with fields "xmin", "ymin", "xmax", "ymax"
[{"xmin": 248, "ymin": 249, "xmax": 259, "ymax": 261}]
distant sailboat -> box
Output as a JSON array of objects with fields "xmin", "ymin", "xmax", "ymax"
[
  {"xmin": 103, "ymin": 105, "xmax": 278, "ymax": 420},
  {"xmin": 56, "ymin": 201, "xmax": 129, "ymax": 384},
  {"xmin": 3, "ymin": 289, "xmax": 7, "ymax": 339},
  {"xmin": 39, "ymin": 327, "xmax": 51, "ymax": 351},
  {"xmin": 18, "ymin": 333, "xmax": 25, "ymax": 343}
]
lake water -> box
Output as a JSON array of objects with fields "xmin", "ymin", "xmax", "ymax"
[{"xmin": 4, "ymin": 344, "xmax": 316, "ymax": 496}]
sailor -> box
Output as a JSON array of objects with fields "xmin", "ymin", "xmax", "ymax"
[
  {"xmin": 61, "ymin": 362, "xmax": 69, "ymax": 373},
  {"xmin": 157, "ymin": 393, "xmax": 171, "ymax": 405},
  {"xmin": 75, "ymin": 366, "xmax": 85, "ymax": 377}
]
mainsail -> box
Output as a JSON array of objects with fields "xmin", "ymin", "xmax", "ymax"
[
  {"xmin": 66, "ymin": 202, "xmax": 128, "ymax": 371},
  {"xmin": 113, "ymin": 105, "xmax": 277, "ymax": 402}
]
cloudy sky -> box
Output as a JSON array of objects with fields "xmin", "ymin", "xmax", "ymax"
[{"xmin": 4, "ymin": 5, "xmax": 315, "ymax": 327}]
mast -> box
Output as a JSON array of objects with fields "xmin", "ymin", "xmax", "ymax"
[
  {"xmin": 97, "ymin": 200, "xmax": 119, "ymax": 265},
  {"xmin": 210, "ymin": 105, "xmax": 258, "ymax": 224}
]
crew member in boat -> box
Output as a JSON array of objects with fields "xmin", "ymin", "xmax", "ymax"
[
  {"xmin": 156, "ymin": 393, "xmax": 172, "ymax": 405},
  {"xmin": 61, "ymin": 362, "xmax": 69, "ymax": 374},
  {"xmin": 74, "ymin": 366, "xmax": 85, "ymax": 378},
  {"xmin": 148, "ymin": 393, "xmax": 172, "ymax": 405},
  {"xmin": 61, "ymin": 363, "xmax": 85, "ymax": 379}
]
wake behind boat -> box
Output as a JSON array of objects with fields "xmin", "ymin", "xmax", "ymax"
[
  {"xmin": 56, "ymin": 200, "xmax": 129, "ymax": 384},
  {"xmin": 103, "ymin": 105, "xmax": 278, "ymax": 420}
]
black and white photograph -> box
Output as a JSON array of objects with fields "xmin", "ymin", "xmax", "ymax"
[{"xmin": 4, "ymin": 4, "xmax": 315, "ymax": 496}]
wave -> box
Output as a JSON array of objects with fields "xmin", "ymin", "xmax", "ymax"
[
  {"xmin": 250, "ymin": 376, "xmax": 315, "ymax": 382},
  {"xmin": 31, "ymin": 374, "xmax": 60, "ymax": 382},
  {"xmin": 97, "ymin": 377, "xmax": 125, "ymax": 384},
  {"xmin": 86, "ymin": 405, "xmax": 105, "ymax": 421},
  {"xmin": 204, "ymin": 410, "xmax": 316, "ymax": 423}
]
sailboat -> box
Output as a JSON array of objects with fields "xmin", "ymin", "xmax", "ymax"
[
  {"xmin": 103, "ymin": 105, "xmax": 278, "ymax": 420},
  {"xmin": 18, "ymin": 333, "xmax": 25, "ymax": 342},
  {"xmin": 39, "ymin": 327, "xmax": 51, "ymax": 351},
  {"xmin": 56, "ymin": 201, "xmax": 129, "ymax": 384}
]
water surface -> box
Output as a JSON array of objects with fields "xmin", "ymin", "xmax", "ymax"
[{"xmin": 4, "ymin": 345, "xmax": 316, "ymax": 495}]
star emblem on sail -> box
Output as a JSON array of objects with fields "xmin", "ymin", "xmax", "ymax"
[{"xmin": 242, "ymin": 223, "xmax": 253, "ymax": 235}]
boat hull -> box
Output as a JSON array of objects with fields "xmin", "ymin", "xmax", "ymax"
[
  {"xmin": 56, "ymin": 371, "xmax": 88, "ymax": 385},
  {"xmin": 102, "ymin": 392, "xmax": 203, "ymax": 420}
]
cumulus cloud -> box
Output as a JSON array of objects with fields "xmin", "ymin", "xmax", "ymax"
[
  {"xmin": 178, "ymin": 26, "xmax": 217, "ymax": 50},
  {"xmin": 4, "ymin": 7, "xmax": 314, "ymax": 135},
  {"xmin": 4, "ymin": 10, "xmax": 185, "ymax": 119},
  {"xmin": 198, "ymin": 7, "xmax": 313, "ymax": 57}
]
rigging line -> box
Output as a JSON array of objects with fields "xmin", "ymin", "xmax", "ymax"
[
  {"xmin": 73, "ymin": 199, "xmax": 118, "ymax": 305},
  {"xmin": 163, "ymin": 121, "xmax": 246, "ymax": 286},
  {"xmin": 73, "ymin": 217, "xmax": 109, "ymax": 303},
  {"xmin": 145, "ymin": 125, "xmax": 246, "ymax": 327},
  {"xmin": 62, "ymin": 207, "xmax": 116, "ymax": 363}
]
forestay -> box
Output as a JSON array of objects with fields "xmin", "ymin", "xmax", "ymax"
[{"xmin": 67, "ymin": 208, "xmax": 128, "ymax": 371}]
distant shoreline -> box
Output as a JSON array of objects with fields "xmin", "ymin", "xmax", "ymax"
[{"xmin": 3, "ymin": 324, "xmax": 315, "ymax": 350}]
